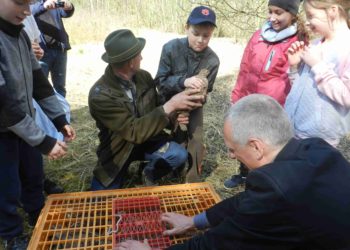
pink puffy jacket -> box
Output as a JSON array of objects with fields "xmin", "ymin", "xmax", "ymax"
[{"xmin": 231, "ymin": 30, "xmax": 298, "ymax": 106}]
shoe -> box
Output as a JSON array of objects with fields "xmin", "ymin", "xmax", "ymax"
[
  {"xmin": 223, "ymin": 174, "xmax": 246, "ymax": 189},
  {"xmin": 141, "ymin": 170, "xmax": 158, "ymax": 187},
  {"xmin": 2, "ymin": 235, "xmax": 28, "ymax": 250},
  {"xmin": 143, "ymin": 177, "xmax": 158, "ymax": 187},
  {"xmin": 28, "ymin": 209, "xmax": 42, "ymax": 227},
  {"xmin": 44, "ymin": 178, "xmax": 64, "ymax": 194},
  {"xmin": 143, "ymin": 158, "xmax": 171, "ymax": 181}
]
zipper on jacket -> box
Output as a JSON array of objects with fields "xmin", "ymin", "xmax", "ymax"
[{"xmin": 264, "ymin": 50, "xmax": 275, "ymax": 72}]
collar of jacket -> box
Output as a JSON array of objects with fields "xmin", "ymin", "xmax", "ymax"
[
  {"xmin": 274, "ymin": 137, "xmax": 329, "ymax": 163},
  {"xmin": 274, "ymin": 138, "xmax": 300, "ymax": 162},
  {"xmin": 260, "ymin": 21, "xmax": 297, "ymax": 43},
  {"xmin": 0, "ymin": 17, "xmax": 23, "ymax": 37},
  {"xmin": 185, "ymin": 38, "xmax": 208, "ymax": 60},
  {"xmin": 104, "ymin": 65, "xmax": 149, "ymax": 95},
  {"xmin": 106, "ymin": 66, "xmax": 133, "ymax": 89}
]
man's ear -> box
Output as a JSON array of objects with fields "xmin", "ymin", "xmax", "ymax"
[
  {"xmin": 247, "ymin": 138, "xmax": 264, "ymax": 160},
  {"xmin": 128, "ymin": 58, "xmax": 135, "ymax": 69}
]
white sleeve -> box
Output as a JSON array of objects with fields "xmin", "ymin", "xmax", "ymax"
[{"xmin": 23, "ymin": 15, "xmax": 41, "ymax": 42}]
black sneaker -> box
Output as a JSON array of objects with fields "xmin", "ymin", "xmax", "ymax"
[
  {"xmin": 141, "ymin": 170, "xmax": 159, "ymax": 187},
  {"xmin": 223, "ymin": 174, "xmax": 246, "ymax": 189},
  {"xmin": 2, "ymin": 235, "xmax": 28, "ymax": 250},
  {"xmin": 44, "ymin": 178, "xmax": 64, "ymax": 194},
  {"xmin": 28, "ymin": 209, "xmax": 42, "ymax": 227}
]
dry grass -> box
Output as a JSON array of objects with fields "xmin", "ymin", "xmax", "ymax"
[
  {"xmin": 337, "ymin": 135, "xmax": 350, "ymax": 162},
  {"xmin": 44, "ymin": 105, "xmax": 98, "ymax": 192},
  {"xmin": 64, "ymin": 0, "xmax": 267, "ymax": 44},
  {"xmin": 202, "ymin": 74, "xmax": 246, "ymax": 198}
]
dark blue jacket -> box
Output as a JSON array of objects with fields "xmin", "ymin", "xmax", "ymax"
[
  {"xmin": 31, "ymin": 1, "xmax": 74, "ymax": 50},
  {"xmin": 169, "ymin": 138, "xmax": 350, "ymax": 250},
  {"xmin": 155, "ymin": 37, "xmax": 220, "ymax": 103}
]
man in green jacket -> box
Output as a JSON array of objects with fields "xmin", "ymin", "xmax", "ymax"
[{"xmin": 89, "ymin": 29, "xmax": 204, "ymax": 190}]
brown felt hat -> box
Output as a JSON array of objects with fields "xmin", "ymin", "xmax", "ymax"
[{"xmin": 101, "ymin": 29, "xmax": 146, "ymax": 63}]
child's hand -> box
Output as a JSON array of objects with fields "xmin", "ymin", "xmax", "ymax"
[
  {"xmin": 61, "ymin": 124, "xmax": 76, "ymax": 142},
  {"xmin": 48, "ymin": 141, "xmax": 67, "ymax": 160},
  {"xmin": 287, "ymin": 41, "xmax": 306, "ymax": 68},
  {"xmin": 184, "ymin": 76, "xmax": 205, "ymax": 89},
  {"xmin": 301, "ymin": 44, "xmax": 323, "ymax": 67},
  {"xmin": 31, "ymin": 42, "xmax": 44, "ymax": 60}
]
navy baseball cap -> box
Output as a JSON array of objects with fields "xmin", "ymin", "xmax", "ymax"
[{"xmin": 187, "ymin": 6, "xmax": 216, "ymax": 27}]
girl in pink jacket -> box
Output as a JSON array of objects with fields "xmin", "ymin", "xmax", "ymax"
[{"xmin": 225, "ymin": 0, "xmax": 309, "ymax": 189}]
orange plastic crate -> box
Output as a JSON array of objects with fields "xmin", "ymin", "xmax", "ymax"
[{"xmin": 28, "ymin": 182, "xmax": 221, "ymax": 249}]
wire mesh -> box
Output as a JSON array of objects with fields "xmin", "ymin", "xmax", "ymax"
[{"xmin": 28, "ymin": 182, "xmax": 221, "ymax": 249}]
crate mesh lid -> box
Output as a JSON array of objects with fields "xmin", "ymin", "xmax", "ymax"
[{"xmin": 28, "ymin": 182, "xmax": 221, "ymax": 249}]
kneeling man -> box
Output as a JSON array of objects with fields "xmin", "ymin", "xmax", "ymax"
[{"xmin": 89, "ymin": 29, "xmax": 203, "ymax": 190}]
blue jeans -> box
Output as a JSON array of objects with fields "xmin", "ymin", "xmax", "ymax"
[
  {"xmin": 40, "ymin": 48, "xmax": 67, "ymax": 97},
  {"xmin": 0, "ymin": 133, "xmax": 44, "ymax": 240},
  {"xmin": 91, "ymin": 141, "xmax": 187, "ymax": 190}
]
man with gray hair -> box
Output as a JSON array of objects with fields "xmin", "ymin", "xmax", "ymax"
[{"xmin": 115, "ymin": 94, "xmax": 350, "ymax": 250}]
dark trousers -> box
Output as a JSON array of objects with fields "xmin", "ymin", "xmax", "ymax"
[
  {"xmin": 0, "ymin": 134, "xmax": 44, "ymax": 240},
  {"xmin": 40, "ymin": 48, "xmax": 68, "ymax": 97},
  {"xmin": 174, "ymin": 107, "xmax": 205, "ymax": 183}
]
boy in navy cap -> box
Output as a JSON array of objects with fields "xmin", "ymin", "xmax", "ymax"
[{"xmin": 155, "ymin": 6, "xmax": 220, "ymax": 182}]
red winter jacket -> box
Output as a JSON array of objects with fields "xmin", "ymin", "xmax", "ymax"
[{"xmin": 231, "ymin": 30, "xmax": 298, "ymax": 106}]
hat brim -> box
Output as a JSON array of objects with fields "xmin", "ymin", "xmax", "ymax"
[
  {"xmin": 188, "ymin": 18, "xmax": 216, "ymax": 27},
  {"xmin": 102, "ymin": 38, "xmax": 146, "ymax": 64}
]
